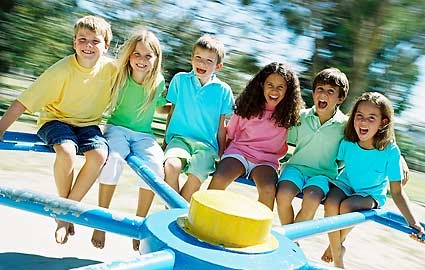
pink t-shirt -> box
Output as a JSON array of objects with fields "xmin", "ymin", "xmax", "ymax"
[{"xmin": 224, "ymin": 107, "xmax": 288, "ymax": 169}]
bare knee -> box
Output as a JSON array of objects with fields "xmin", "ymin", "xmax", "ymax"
[
  {"xmin": 164, "ymin": 157, "xmax": 183, "ymax": 173},
  {"xmin": 257, "ymin": 182, "xmax": 277, "ymax": 198},
  {"xmin": 276, "ymin": 181, "xmax": 299, "ymax": 205},
  {"xmin": 302, "ymin": 187, "xmax": 324, "ymax": 205},
  {"xmin": 85, "ymin": 148, "xmax": 108, "ymax": 167},
  {"xmin": 54, "ymin": 143, "xmax": 77, "ymax": 165}
]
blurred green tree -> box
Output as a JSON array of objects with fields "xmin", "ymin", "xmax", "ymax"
[{"xmin": 256, "ymin": 0, "xmax": 425, "ymax": 113}]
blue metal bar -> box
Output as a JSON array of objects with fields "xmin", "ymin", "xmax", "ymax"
[
  {"xmin": 276, "ymin": 208, "xmax": 425, "ymax": 241},
  {"xmin": 126, "ymin": 154, "xmax": 189, "ymax": 210},
  {"xmin": 3, "ymin": 131, "xmax": 44, "ymax": 143},
  {"xmin": 0, "ymin": 185, "xmax": 145, "ymax": 240},
  {"xmin": 0, "ymin": 140, "xmax": 53, "ymax": 153},
  {"xmin": 275, "ymin": 209, "xmax": 382, "ymax": 240},
  {"xmin": 0, "ymin": 131, "xmax": 189, "ymax": 210},
  {"xmin": 73, "ymin": 249, "xmax": 175, "ymax": 270}
]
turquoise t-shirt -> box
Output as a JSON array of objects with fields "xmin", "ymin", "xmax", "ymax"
[
  {"xmin": 284, "ymin": 106, "xmax": 348, "ymax": 179},
  {"xmin": 335, "ymin": 139, "xmax": 403, "ymax": 206},
  {"xmin": 107, "ymin": 75, "xmax": 166, "ymax": 133},
  {"xmin": 165, "ymin": 70, "xmax": 234, "ymax": 151}
]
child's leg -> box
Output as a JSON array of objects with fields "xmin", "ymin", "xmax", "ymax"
[
  {"xmin": 133, "ymin": 188, "xmax": 155, "ymax": 251},
  {"xmin": 180, "ymin": 174, "xmax": 202, "ymax": 202},
  {"xmin": 294, "ymin": 185, "xmax": 324, "ymax": 223},
  {"xmin": 68, "ymin": 148, "xmax": 108, "ymax": 201},
  {"xmin": 164, "ymin": 157, "xmax": 185, "ymax": 192},
  {"xmin": 91, "ymin": 183, "xmax": 116, "ymax": 249},
  {"xmin": 322, "ymin": 186, "xmax": 346, "ymax": 265},
  {"xmin": 52, "ymin": 142, "xmax": 78, "ymax": 244},
  {"xmin": 131, "ymin": 134, "xmax": 164, "ymax": 251},
  {"xmin": 276, "ymin": 181, "xmax": 300, "ymax": 225},
  {"xmin": 208, "ymin": 157, "xmax": 245, "ymax": 190},
  {"xmin": 330, "ymin": 194, "xmax": 376, "ymax": 268},
  {"xmin": 250, "ymin": 165, "xmax": 278, "ymax": 210}
]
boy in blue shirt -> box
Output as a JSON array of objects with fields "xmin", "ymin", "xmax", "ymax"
[{"xmin": 164, "ymin": 34, "xmax": 234, "ymax": 202}]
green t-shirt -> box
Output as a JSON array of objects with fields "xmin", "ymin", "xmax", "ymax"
[
  {"xmin": 284, "ymin": 106, "xmax": 348, "ymax": 179},
  {"xmin": 107, "ymin": 75, "xmax": 166, "ymax": 133}
]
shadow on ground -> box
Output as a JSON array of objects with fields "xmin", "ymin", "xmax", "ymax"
[{"xmin": 0, "ymin": 252, "xmax": 101, "ymax": 270}]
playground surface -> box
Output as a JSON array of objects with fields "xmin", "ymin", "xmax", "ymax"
[{"xmin": 0, "ymin": 123, "xmax": 424, "ymax": 269}]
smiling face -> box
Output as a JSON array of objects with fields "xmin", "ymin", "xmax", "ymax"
[
  {"xmin": 73, "ymin": 28, "xmax": 109, "ymax": 68},
  {"xmin": 263, "ymin": 73, "xmax": 287, "ymax": 109},
  {"xmin": 191, "ymin": 47, "xmax": 222, "ymax": 85},
  {"xmin": 312, "ymin": 83, "xmax": 345, "ymax": 124},
  {"xmin": 129, "ymin": 41, "xmax": 157, "ymax": 83},
  {"xmin": 354, "ymin": 101, "xmax": 388, "ymax": 149}
]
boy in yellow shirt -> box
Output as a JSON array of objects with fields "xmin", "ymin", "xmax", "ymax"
[{"xmin": 0, "ymin": 15, "xmax": 117, "ymax": 244}]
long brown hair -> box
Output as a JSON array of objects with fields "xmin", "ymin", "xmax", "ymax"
[{"xmin": 344, "ymin": 92, "xmax": 394, "ymax": 150}]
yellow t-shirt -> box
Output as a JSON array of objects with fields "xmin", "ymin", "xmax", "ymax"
[{"xmin": 18, "ymin": 54, "xmax": 117, "ymax": 127}]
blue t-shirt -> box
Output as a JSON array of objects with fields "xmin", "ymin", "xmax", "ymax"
[
  {"xmin": 334, "ymin": 139, "xmax": 403, "ymax": 206},
  {"xmin": 165, "ymin": 70, "xmax": 234, "ymax": 151}
]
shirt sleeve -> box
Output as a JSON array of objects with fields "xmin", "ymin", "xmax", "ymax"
[
  {"xmin": 387, "ymin": 143, "xmax": 403, "ymax": 182},
  {"xmin": 18, "ymin": 61, "xmax": 66, "ymax": 114},
  {"xmin": 155, "ymin": 79, "xmax": 167, "ymax": 107},
  {"xmin": 166, "ymin": 74, "xmax": 178, "ymax": 104},
  {"xmin": 221, "ymin": 86, "xmax": 235, "ymax": 116},
  {"xmin": 226, "ymin": 114, "xmax": 240, "ymax": 140},
  {"xmin": 286, "ymin": 125, "xmax": 298, "ymax": 145}
]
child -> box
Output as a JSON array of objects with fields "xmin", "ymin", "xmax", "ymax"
[
  {"xmin": 208, "ymin": 62, "xmax": 304, "ymax": 210},
  {"xmin": 90, "ymin": 28, "xmax": 167, "ymax": 251},
  {"xmin": 276, "ymin": 67, "xmax": 349, "ymax": 225},
  {"xmin": 322, "ymin": 92, "xmax": 424, "ymax": 268},
  {"xmin": 163, "ymin": 34, "xmax": 235, "ymax": 202},
  {"xmin": 0, "ymin": 15, "xmax": 116, "ymax": 244}
]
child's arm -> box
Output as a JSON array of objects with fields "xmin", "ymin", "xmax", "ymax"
[
  {"xmin": 217, "ymin": 114, "xmax": 226, "ymax": 157},
  {"xmin": 161, "ymin": 104, "xmax": 174, "ymax": 150},
  {"xmin": 389, "ymin": 181, "xmax": 424, "ymax": 243},
  {"xmin": 400, "ymin": 155, "xmax": 409, "ymax": 186},
  {"xmin": 0, "ymin": 100, "xmax": 27, "ymax": 140},
  {"xmin": 156, "ymin": 103, "xmax": 172, "ymax": 115}
]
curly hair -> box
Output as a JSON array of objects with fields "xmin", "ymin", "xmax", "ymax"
[
  {"xmin": 344, "ymin": 91, "xmax": 395, "ymax": 150},
  {"xmin": 234, "ymin": 62, "xmax": 304, "ymax": 128}
]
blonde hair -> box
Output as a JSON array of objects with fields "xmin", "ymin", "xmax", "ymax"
[
  {"xmin": 192, "ymin": 34, "xmax": 225, "ymax": 64},
  {"xmin": 109, "ymin": 28, "xmax": 164, "ymax": 116},
  {"xmin": 73, "ymin": 15, "xmax": 112, "ymax": 46}
]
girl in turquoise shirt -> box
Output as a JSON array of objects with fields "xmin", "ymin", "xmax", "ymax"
[{"xmin": 323, "ymin": 92, "xmax": 424, "ymax": 268}]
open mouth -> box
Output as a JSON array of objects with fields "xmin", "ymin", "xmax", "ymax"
[
  {"xmin": 196, "ymin": 68, "xmax": 207, "ymax": 74},
  {"xmin": 317, "ymin": 100, "xmax": 328, "ymax": 109},
  {"xmin": 82, "ymin": 50, "xmax": 94, "ymax": 54},
  {"xmin": 359, "ymin": 127, "xmax": 368, "ymax": 135},
  {"xmin": 268, "ymin": 94, "xmax": 279, "ymax": 102}
]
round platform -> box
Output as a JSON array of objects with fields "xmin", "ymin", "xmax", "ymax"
[{"xmin": 140, "ymin": 209, "xmax": 309, "ymax": 269}]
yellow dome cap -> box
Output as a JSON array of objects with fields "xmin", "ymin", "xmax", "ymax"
[{"xmin": 177, "ymin": 190, "xmax": 278, "ymax": 253}]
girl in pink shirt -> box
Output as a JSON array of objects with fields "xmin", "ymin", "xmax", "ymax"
[{"xmin": 208, "ymin": 62, "xmax": 304, "ymax": 209}]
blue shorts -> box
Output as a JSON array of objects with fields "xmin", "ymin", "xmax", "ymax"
[
  {"xmin": 330, "ymin": 180, "xmax": 383, "ymax": 207},
  {"xmin": 37, "ymin": 120, "xmax": 108, "ymax": 154},
  {"xmin": 278, "ymin": 165, "xmax": 330, "ymax": 195}
]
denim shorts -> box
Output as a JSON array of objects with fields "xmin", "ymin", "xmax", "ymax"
[{"xmin": 37, "ymin": 120, "xmax": 108, "ymax": 154}]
